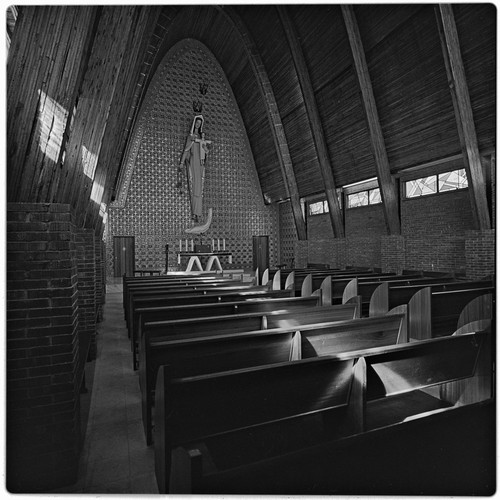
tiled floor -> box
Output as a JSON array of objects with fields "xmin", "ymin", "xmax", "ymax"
[{"xmin": 64, "ymin": 281, "xmax": 158, "ymax": 493}]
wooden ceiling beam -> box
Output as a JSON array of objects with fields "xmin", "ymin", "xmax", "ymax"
[
  {"xmin": 341, "ymin": 5, "xmax": 401, "ymax": 235},
  {"xmin": 219, "ymin": 6, "xmax": 307, "ymax": 240},
  {"xmin": 277, "ymin": 6, "xmax": 344, "ymax": 238},
  {"xmin": 436, "ymin": 5, "xmax": 491, "ymax": 230}
]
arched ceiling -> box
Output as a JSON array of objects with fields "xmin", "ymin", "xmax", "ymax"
[
  {"xmin": 7, "ymin": 5, "xmax": 495, "ymax": 234},
  {"xmin": 115, "ymin": 4, "xmax": 495, "ymax": 206}
]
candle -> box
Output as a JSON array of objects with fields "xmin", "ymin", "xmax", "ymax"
[
  {"xmin": 217, "ymin": 239, "xmax": 220, "ymax": 251},
  {"xmin": 185, "ymin": 239, "xmax": 188, "ymax": 252},
  {"xmin": 223, "ymin": 238, "xmax": 226, "ymax": 251},
  {"xmin": 191, "ymin": 239, "xmax": 194, "ymax": 251},
  {"xmin": 229, "ymin": 254, "xmax": 232, "ymax": 264},
  {"xmin": 211, "ymin": 239, "xmax": 214, "ymax": 252},
  {"xmin": 177, "ymin": 254, "xmax": 181, "ymax": 264},
  {"xmin": 179, "ymin": 239, "xmax": 181, "ymax": 251}
]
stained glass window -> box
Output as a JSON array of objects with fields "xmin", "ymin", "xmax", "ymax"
[
  {"xmin": 405, "ymin": 176, "xmax": 437, "ymax": 198},
  {"xmin": 348, "ymin": 191, "xmax": 369, "ymax": 208},
  {"xmin": 369, "ymin": 188, "xmax": 382, "ymax": 204},
  {"xmin": 405, "ymin": 169, "xmax": 468, "ymax": 198},
  {"xmin": 308, "ymin": 195, "xmax": 340, "ymax": 216},
  {"xmin": 309, "ymin": 201, "xmax": 324, "ymax": 215},
  {"xmin": 439, "ymin": 169, "xmax": 468, "ymax": 192}
]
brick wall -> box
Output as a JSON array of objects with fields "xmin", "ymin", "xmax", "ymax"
[
  {"xmin": 95, "ymin": 239, "xmax": 105, "ymax": 322},
  {"xmin": 76, "ymin": 228, "xmax": 97, "ymax": 360},
  {"xmin": 7, "ymin": 203, "xmax": 81, "ymax": 492},
  {"xmin": 381, "ymin": 235, "xmax": 406, "ymax": 273},
  {"xmin": 345, "ymin": 204, "xmax": 387, "ymax": 237},
  {"xmin": 284, "ymin": 188, "xmax": 493, "ymax": 277},
  {"xmin": 465, "ymin": 229, "xmax": 495, "ymax": 279},
  {"xmin": 108, "ymin": 39, "xmax": 278, "ymax": 274},
  {"xmin": 401, "ymin": 190, "xmax": 474, "ymax": 273}
]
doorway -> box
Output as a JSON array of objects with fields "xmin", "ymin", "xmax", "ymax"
[{"xmin": 113, "ymin": 236, "xmax": 135, "ymax": 277}]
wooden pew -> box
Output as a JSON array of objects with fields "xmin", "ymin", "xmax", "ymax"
[
  {"xmin": 123, "ymin": 274, "xmax": 238, "ymax": 312},
  {"xmin": 265, "ymin": 267, "xmax": 387, "ymax": 290},
  {"xmin": 140, "ymin": 311, "xmax": 404, "ymax": 444},
  {"xmin": 406, "ymin": 286, "xmax": 493, "ymax": 340},
  {"xmin": 124, "ymin": 277, "xmax": 243, "ymax": 324},
  {"xmin": 276, "ymin": 269, "xmax": 393, "ymax": 296},
  {"xmin": 155, "ymin": 329, "xmax": 492, "ymax": 494},
  {"xmin": 137, "ymin": 301, "xmax": 362, "ymax": 443},
  {"xmin": 341, "ymin": 276, "xmax": 458, "ymax": 316},
  {"xmin": 369, "ymin": 278, "xmax": 494, "ymax": 317},
  {"xmin": 124, "ymin": 279, "xmax": 253, "ymax": 330},
  {"xmin": 129, "ymin": 287, "xmax": 291, "ymax": 360}
]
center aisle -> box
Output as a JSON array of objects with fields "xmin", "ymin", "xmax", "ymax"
[{"xmin": 77, "ymin": 283, "xmax": 158, "ymax": 493}]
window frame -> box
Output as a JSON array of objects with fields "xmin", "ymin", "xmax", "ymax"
[{"xmin": 403, "ymin": 168, "xmax": 469, "ymax": 200}]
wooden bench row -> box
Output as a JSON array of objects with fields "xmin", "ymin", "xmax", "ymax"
[
  {"xmin": 155, "ymin": 327, "xmax": 493, "ymax": 494},
  {"xmin": 139, "ymin": 304, "xmax": 398, "ymax": 444}
]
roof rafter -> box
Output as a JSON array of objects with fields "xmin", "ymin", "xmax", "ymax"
[
  {"xmin": 219, "ymin": 6, "xmax": 307, "ymax": 240},
  {"xmin": 342, "ymin": 5, "xmax": 401, "ymax": 235},
  {"xmin": 436, "ymin": 5, "xmax": 491, "ymax": 230},
  {"xmin": 277, "ymin": 5, "xmax": 345, "ymax": 238}
]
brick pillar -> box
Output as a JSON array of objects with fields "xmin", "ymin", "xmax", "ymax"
[
  {"xmin": 76, "ymin": 228, "xmax": 97, "ymax": 360},
  {"xmin": 465, "ymin": 229, "xmax": 495, "ymax": 280},
  {"xmin": 95, "ymin": 238, "xmax": 105, "ymax": 322},
  {"xmin": 7, "ymin": 203, "xmax": 80, "ymax": 492},
  {"xmin": 381, "ymin": 235, "xmax": 406, "ymax": 274}
]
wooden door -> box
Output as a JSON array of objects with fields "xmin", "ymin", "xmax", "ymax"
[
  {"xmin": 113, "ymin": 236, "xmax": 135, "ymax": 277},
  {"xmin": 252, "ymin": 235, "xmax": 269, "ymax": 283}
]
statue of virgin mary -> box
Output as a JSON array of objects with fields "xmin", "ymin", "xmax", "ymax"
[{"xmin": 179, "ymin": 114, "xmax": 211, "ymax": 222}]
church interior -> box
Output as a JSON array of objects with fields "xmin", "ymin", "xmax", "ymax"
[{"xmin": 6, "ymin": 4, "xmax": 496, "ymax": 494}]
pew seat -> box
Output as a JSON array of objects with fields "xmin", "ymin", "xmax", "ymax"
[{"xmin": 155, "ymin": 329, "xmax": 492, "ymax": 494}]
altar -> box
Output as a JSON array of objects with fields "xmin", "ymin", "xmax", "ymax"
[{"xmin": 177, "ymin": 251, "xmax": 233, "ymax": 272}]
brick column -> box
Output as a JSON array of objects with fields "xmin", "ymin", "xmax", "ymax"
[
  {"xmin": 7, "ymin": 203, "xmax": 80, "ymax": 492},
  {"xmin": 381, "ymin": 235, "xmax": 406, "ymax": 274},
  {"xmin": 95, "ymin": 238, "xmax": 105, "ymax": 322},
  {"xmin": 465, "ymin": 229, "xmax": 495, "ymax": 280},
  {"xmin": 76, "ymin": 228, "xmax": 97, "ymax": 360}
]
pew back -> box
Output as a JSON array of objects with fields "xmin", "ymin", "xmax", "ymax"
[{"xmin": 156, "ymin": 331, "xmax": 490, "ymax": 494}]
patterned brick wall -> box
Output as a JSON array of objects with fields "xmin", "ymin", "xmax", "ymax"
[
  {"xmin": 279, "ymin": 201, "xmax": 298, "ymax": 267},
  {"xmin": 107, "ymin": 39, "xmax": 278, "ymax": 273},
  {"xmin": 7, "ymin": 203, "xmax": 81, "ymax": 492}
]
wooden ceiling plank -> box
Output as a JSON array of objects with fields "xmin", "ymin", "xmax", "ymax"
[
  {"xmin": 220, "ymin": 6, "xmax": 307, "ymax": 240},
  {"xmin": 84, "ymin": 7, "xmax": 161, "ymax": 229},
  {"xmin": 277, "ymin": 6, "xmax": 345, "ymax": 238},
  {"xmin": 341, "ymin": 5, "xmax": 401, "ymax": 235},
  {"xmin": 437, "ymin": 5, "xmax": 491, "ymax": 231}
]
